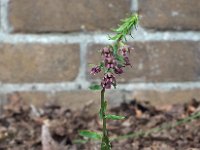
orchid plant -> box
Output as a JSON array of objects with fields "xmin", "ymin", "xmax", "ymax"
[{"xmin": 80, "ymin": 14, "xmax": 139, "ymax": 150}]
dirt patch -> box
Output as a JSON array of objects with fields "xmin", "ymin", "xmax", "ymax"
[{"xmin": 0, "ymin": 92, "xmax": 200, "ymax": 150}]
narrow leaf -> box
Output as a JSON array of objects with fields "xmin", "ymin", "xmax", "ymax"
[
  {"xmin": 105, "ymin": 114, "xmax": 126, "ymax": 120},
  {"xmin": 79, "ymin": 130, "xmax": 102, "ymax": 140},
  {"xmin": 109, "ymin": 13, "xmax": 139, "ymax": 41},
  {"xmin": 109, "ymin": 34, "xmax": 121, "ymax": 41},
  {"xmin": 73, "ymin": 139, "xmax": 88, "ymax": 144},
  {"xmin": 89, "ymin": 84, "xmax": 102, "ymax": 90}
]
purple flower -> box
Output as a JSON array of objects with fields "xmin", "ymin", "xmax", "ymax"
[
  {"xmin": 119, "ymin": 45, "xmax": 133, "ymax": 67},
  {"xmin": 90, "ymin": 66, "xmax": 101, "ymax": 75},
  {"xmin": 114, "ymin": 65, "xmax": 124, "ymax": 74},
  {"xmin": 121, "ymin": 47, "xmax": 127, "ymax": 56},
  {"xmin": 120, "ymin": 46, "xmax": 132, "ymax": 56},
  {"xmin": 101, "ymin": 73, "xmax": 116, "ymax": 89},
  {"xmin": 105, "ymin": 56, "xmax": 117, "ymax": 69},
  {"xmin": 124, "ymin": 56, "xmax": 132, "ymax": 66},
  {"xmin": 101, "ymin": 47, "xmax": 113, "ymax": 58},
  {"xmin": 90, "ymin": 44, "xmax": 134, "ymax": 89}
]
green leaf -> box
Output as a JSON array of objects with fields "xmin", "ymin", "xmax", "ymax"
[
  {"xmin": 109, "ymin": 34, "xmax": 122, "ymax": 41},
  {"xmin": 73, "ymin": 139, "xmax": 88, "ymax": 144},
  {"xmin": 109, "ymin": 13, "xmax": 139, "ymax": 41},
  {"xmin": 89, "ymin": 84, "xmax": 102, "ymax": 90},
  {"xmin": 79, "ymin": 130, "xmax": 102, "ymax": 140},
  {"xmin": 105, "ymin": 114, "xmax": 126, "ymax": 120}
]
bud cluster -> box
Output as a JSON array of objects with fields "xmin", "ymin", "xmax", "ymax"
[{"xmin": 90, "ymin": 44, "xmax": 133, "ymax": 89}]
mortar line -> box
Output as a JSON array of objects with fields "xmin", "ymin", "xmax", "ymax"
[
  {"xmin": 0, "ymin": 0, "xmax": 11, "ymax": 33},
  {"xmin": 1, "ymin": 82, "xmax": 200, "ymax": 94},
  {"xmin": 117, "ymin": 82, "xmax": 200, "ymax": 91},
  {"xmin": 131, "ymin": 0, "xmax": 139, "ymax": 12},
  {"xmin": 0, "ymin": 0, "xmax": 4, "ymax": 32},
  {"xmin": 74, "ymin": 41, "xmax": 90, "ymax": 89},
  {"xmin": 0, "ymin": 30, "xmax": 200, "ymax": 44}
]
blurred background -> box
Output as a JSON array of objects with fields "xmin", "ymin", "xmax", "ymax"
[{"xmin": 0, "ymin": 0, "xmax": 200, "ymax": 112}]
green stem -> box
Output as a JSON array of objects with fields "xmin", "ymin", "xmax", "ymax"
[
  {"xmin": 101, "ymin": 88, "xmax": 110, "ymax": 150},
  {"xmin": 101, "ymin": 88, "xmax": 107, "ymax": 137}
]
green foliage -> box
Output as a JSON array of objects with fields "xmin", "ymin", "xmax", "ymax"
[
  {"xmin": 109, "ymin": 14, "xmax": 139, "ymax": 41},
  {"xmin": 99, "ymin": 62, "xmax": 105, "ymax": 68},
  {"xmin": 73, "ymin": 139, "xmax": 88, "ymax": 144},
  {"xmin": 89, "ymin": 84, "xmax": 102, "ymax": 90},
  {"xmin": 75, "ymin": 111, "xmax": 200, "ymax": 145},
  {"xmin": 79, "ymin": 130, "xmax": 102, "ymax": 140},
  {"xmin": 105, "ymin": 114, "xmax": 126, "ymax": 120}
]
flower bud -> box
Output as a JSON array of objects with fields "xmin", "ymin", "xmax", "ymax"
[
  {"xmin": 101, "ymin": 73, "xmax": 116, "ymax": 89},
  {"xmin": 90, "ymin": 66, "xmax": 101, "ymax": 75}
]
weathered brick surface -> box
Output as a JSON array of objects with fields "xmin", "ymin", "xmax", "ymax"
[
  {"xmin": 132, "ymin": 89, "xmax": 200, "ymax": 107},
  {"xmin": 0, "ymin": 91, "xmax": 100, "ymax": 114},
  {"xmin": 0, "ymin": 7, "xmax": 2, "ymax": 29},
  {"xmin": 19, "ymin": 91, "xmax": 100, "ymax": 112},
  {"xmin": 1, "ymin": 89, "xmax": 200, "ymax": 113},
  {"xmin": 0, "ymin": 43, "xmax": 80, "ymax": 83},
  {"xmin": 8, "ymin": 0, "xmax": 130, "ymax": 33},
  {"xmin": 139, "ymin": 0, "xmax": 200, "ymax": 30},
  {"xmin": 87, "ymin": 42, "xmax": 200, "ymax": 82}
]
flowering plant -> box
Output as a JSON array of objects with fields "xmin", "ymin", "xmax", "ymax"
[{"xmin": 80, "ymin": 14, "xmax": 139, "ymax": 150}]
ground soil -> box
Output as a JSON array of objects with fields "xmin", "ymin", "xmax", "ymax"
[{"xmin": 0, "ymin": 92, "xmax": 200, "ymax": 150}]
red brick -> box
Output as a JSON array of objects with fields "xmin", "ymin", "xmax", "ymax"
[
  {"xmin": 0, "ymin": 90, "xmax": 127, "ymax": 113},
  {"xmin": 1, "ymin": 89, "xmax": 200, "ymax": 113},
  {"xmin": 0, "ymin": 91, "xmax": 100, "ymax": 114},
  {"xmin": 87, "ymin": 41, "xmax": 200, "ymax": 82},
  {"xmin": 139, "ymin": 0, "xmax": 200, "ymax": 30},
  {"xmin": 19, "ymin": 91, "xmax": 100, "ymax": 111},
  {"xmin": 132, "ymin": 89, "xmax": 200, "ymax": 107},
  {"xmin": 0, "ymin": 43, "xmax": 80, "ymax": 83},
  {"xmin": 9, "ymin": 0, "xmax": 131, "ymax": 33}
]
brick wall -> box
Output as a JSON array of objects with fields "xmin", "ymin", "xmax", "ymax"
[{"xmin": 0, "ymin": 0, "xmax": 200, "ymax": 111}]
